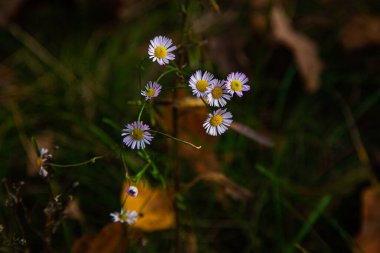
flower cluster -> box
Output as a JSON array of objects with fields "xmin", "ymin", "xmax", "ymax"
[
  {"xmin": 188, "ymin": 69, "xmax": 250, "ymax": 136},
  {"xmin": 110, "ymin": 185, "xmax": 139, "ymax": 224},
  {"xmin": 110, "ymin": 209, "xmax": 138, "ymax": 225},
  {"xmin": 37, "ymin": 148, "xmax": 52, "ymax": 177},
  {"xmin": 121, "ymin": 35, "xmax": 251, "ymax": 150}
]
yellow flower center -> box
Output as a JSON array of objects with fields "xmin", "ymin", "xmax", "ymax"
[
  {"xmin": 195, "ymin": 80, "xmax": 208, "ymax": 92},
  {"xmin": 131, "ymin": 128, "xmax": 144, "ymax": 140},
  {"xmin": 146, "ymin": 88, "xmax": 155, "ymax": 97},
  {"xmin": 230, "ymin": 80, "xmax": 242, "ymax": 91},
  {"xmin": 210, "ymin": 115, "xmax": 223, "ymax": 126},
  {"xmin": 154, "ymin": 46, "xmax": 167, "ymax": 59},
  {"xmin": 211, "ymin": 86, "xmax": 223, "ymax": 99},
  {"xmin": 36, "ymin": 157, "xmax": 42, "ymax": 167}
]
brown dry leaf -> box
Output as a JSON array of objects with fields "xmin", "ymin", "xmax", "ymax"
[
  {"xmin": 230, "ymin": 122, "xmax": 273, "ymax": 147},
  {"xmin": 355, "ymin": 187, "xmax": 380, "ymax": 253},
  {"xmin": 341, "ymin": 15, "xmax": 380, "ymax": 50},
  {"xmin": 271, "ymin": 6, "xmax": 323, "ymax": 93},
  {"xmin": 64, "ymin": 199, "xmax": 84, "ymax": 222},
  {"xmin": 250, "ymin": 0, "xmax": 268, "ymax": 33},
  {"xmin": 122, "ymin": 182, "xmax": 174, "ymax": 232},
  {"xmin": 184, "ymin": 172, "xmax": 253, "ymax": 201},
  {"xmin": 72, "ymin": 223, "xmax": 128, "ymax": 253}
]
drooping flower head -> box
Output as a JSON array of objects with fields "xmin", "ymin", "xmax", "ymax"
[
  {"xmin": 148, "ymin": 36, "xmax": 176, "ymax": 65},
  {"xmin": 126, "ymin": 186, "xmax": 138, "ymax": 198},
  {"xmin": 206, "ymin": 80, "xmax": 231, "ymax": 107},
  {"xmin": 110, "ymin": 209, "xmax": 138, "ymax": 225},
  {"xmin": 188, "ymin": 70, "xmax": 216, "ymax": 98},
  {"xmin": 141, "ymin": 81, "xmax": 162, "ymax": 100},
  {"xmin": 37, "ymin": 148, "xmax": 52, "ymax": 177},
  {"xmin": 203, "ymin": 108, "xmax": 233, "ymax": 136},
  {"xmin": 225, "ymin": 72, "xmax": 250, "ymax": 97},
  {"xmin": 122, "ymin": 121, "xmax": 153, "ymax": 150}
]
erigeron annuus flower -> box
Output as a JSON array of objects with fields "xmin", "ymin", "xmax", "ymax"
[
  {"xmin": 225, "ymin": 72, "xmax": 250, "ymax": 97},
  {"xmin": 203, "ymin": 108, "xmax": 233, "ymax": 136},
  {"xmin": 110, "ymin": 209, "xmax": 138, "ymax": 225},
  {"xmin": 148, "ymin": 36, "xmax": 176, "ymax": 65},
  {"xmin": 122, "ymin": 121, "xmax": 153, "ymax": 150},
  {"xmin": 188, "ymin": 70, "xmax": 216, "ymax": 98},
  {"xmin": 126, "ymin": 186, "xmax": 138, "ymax": 198},
  {"xmin": 37, "ymin": 148, "xmax": 52, "ymax": 177},
  {"xmin": 141, "ymin": 81, "xmax": 162, "ymax": 100},
  {"xmin": 206, "ymin": 80, "xmax": 231, "ymax": 107}
]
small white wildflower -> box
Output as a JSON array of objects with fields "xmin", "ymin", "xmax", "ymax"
[
  {"xmin": 110, "ymin": 211, "xmax": 124, "ymax": 223},
  {"xmin": 148, "ymin": 36, "xmax": 176, "ymax": 65},
  {"xmin": 37, "ymin": 148, "xmax": 52, "ymax": 178},
  {"xmin": 126, "ymin": 186, "xmax": 138, "ymax": 198},
  {"xmin": 203, "ymin": 108, "xmax": 233, "ymax": 136},
  {"xmin": 188, "ymin": 70, "xmax": 216, "ymax": 98},
  {"xmin": 121, "ymin": 121, "xmax": 154, "ymax": 150},
  {"xmin": 141, "ymin": 81, "xmax": 162, "ymax": 100},
  {"xmin": 225, "ymin": 72, "xmax": 250, "ymax": 97},
  {"xmin": 206, "ymin": 80, "xmax": 231, "ymax": 107},
  {"xmin": 125, "ymin": 210, "xmax": 138, "ymax": 225},
  {"xmin": 110, "ymin": 209, "xmax": 138, "ymax": 225}
]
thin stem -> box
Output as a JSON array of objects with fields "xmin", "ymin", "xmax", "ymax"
[
  {"xmin": 137, "ymin": 101, "xmax": 146, "ymax": 122},
  {"xmin": 156, "ymin": 68, "xmax": 178, "ymax": 83},
  {"xmin": 47, "ymin": 156, "xmax": 103, "ymax": 168},
  {"xmin": 151, "ymin": 130, "xmax": 201, "ymax": 149},
  {"xmin": 173, "ymin": 1, "xmax": 190, "ymax": 251}
]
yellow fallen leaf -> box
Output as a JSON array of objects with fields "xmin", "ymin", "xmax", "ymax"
[{"xmin": 122, "ymin": 182, "xmax": 175, "ymax": 232}]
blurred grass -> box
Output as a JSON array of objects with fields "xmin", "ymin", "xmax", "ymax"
[{"xmin": 0, "ymin": 0, "xmax": 380, "ymax": 252}]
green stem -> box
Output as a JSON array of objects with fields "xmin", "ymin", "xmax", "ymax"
[
  {"xmin": 47, "ymin": 156, "xmax": 103, "ymax": 168},
  {"xmin": 137, "ymin": 101, "xmax": 146, "ymax": 122},
  {"xmin": 150, "ymin": 130, "xmax": 201, "ymax": 149},
  {"xmin": 156, "ymin": 68, "xmax": 178, "ymax": 83}
]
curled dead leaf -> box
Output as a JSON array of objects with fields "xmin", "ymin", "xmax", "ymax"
[
  {"xmin": 183, "ymin": 171, "xmax": 253, "ymax": 201},
  {"xmin": 230, "ymin": 122, "xmax": 274, "ymax": 147},
  {"xmin": 271, "ymin": 5, "xmax": 323, "ymax": 93},
  {"xmin": 122, "ymin": 182, "xmax": 175, "ymax": 232}
]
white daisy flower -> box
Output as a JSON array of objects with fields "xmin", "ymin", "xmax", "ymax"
[
  {"xmin": 126, "ymin": 186, "xmax": 138, "ymax": 198},
  {"xmin": 225, "ymin": 72, "xmax": 250, "ymax": 97},
  {"xmin": 148, "ymin": 36, "xmax": 176, "ymax": 65},
  {"xmin": 141, "ymin": 81, "xmax": 162, "ymax": 100},
  {"xmin": 122, "ymin": 121, "xmax": 153, "ymax": 150},
  {"xmin": 110, "ymin": 210, "xmax": 138, "ymax": 225},
  {"xmin": 188, "ymin": 70, "xmax": 216, "ymax": 98},
  {"xmin": 125, "ymin": 210, "xmax": 138, "ymax": 225},
  {"xmin": 206, "ymin": 80, "xmax": 231, "ymax": 107},
  {"xmin": 203, "ymin": 108, "xmax": 233, "ymax": 136},
  {"xmin": 110, "ymin": 211, "xmax": 124, "ymax": 223}
]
